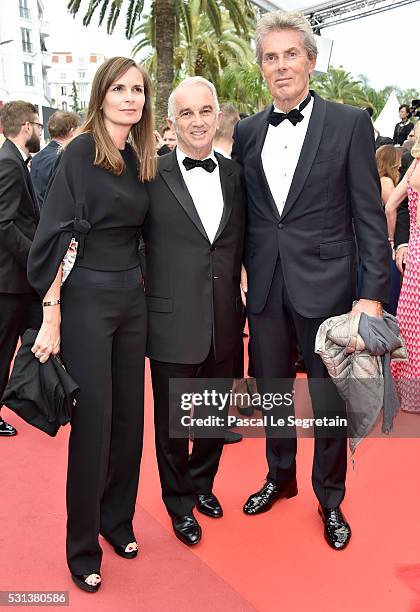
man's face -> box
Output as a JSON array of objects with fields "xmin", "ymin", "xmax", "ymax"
[
  {"xmin": 260, "ymin": 29, "xmax": 316, "ymax": 110},
  {"xmin": 168, "ymin": 82, "xmax": 221, "ymax": 158},
  {"xmin": 163, "ymin": 129, "xmax": 177, "ymax": 151},
  {"xmin": 26, "ymin": 115, "xmax": 41, "ymax": 153},
  {"xmin": 399, "ymin": 107, "xmax": 409, "ymax": 121}
]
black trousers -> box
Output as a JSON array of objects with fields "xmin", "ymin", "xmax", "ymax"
[
  {"xmin": 150, "ymin": 348, "xmax": 234, "ymax": 518},
  {"xmin": 248, "ymin": 259, "xmax": 348, "ymax": 509},
  {"xmin": 60, "ymin": 267, "xmax": 146, "ymax": 575},
  {"xmin": 0, "ymin": 292, "xmax": 42, "ymax": 411}
]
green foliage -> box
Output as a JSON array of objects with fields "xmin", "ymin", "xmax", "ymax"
[{"xmin": 71, "ymin": 80, "xmax": 82, "ymax": 113}]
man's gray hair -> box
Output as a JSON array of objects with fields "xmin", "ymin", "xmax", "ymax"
[
  {"xmin": 167, "ymin": 76, "xmax": 220, "ymax": 120},
  {"xmin": 255, "ymin": 10, "xmax": 318, "ymax": 66}
]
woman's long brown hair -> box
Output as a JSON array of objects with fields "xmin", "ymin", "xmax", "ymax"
[
  {"xmin": 376, "ymin": 144, "xmax": 400, "ymax": 187},
  {"xmin": 80, "ymin": 56, "xmax": 156, "ymax": 181}
]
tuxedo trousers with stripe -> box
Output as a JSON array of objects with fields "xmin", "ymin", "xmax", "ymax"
[
  {"xmin": 248, "ymin": 258, "xmax": 348, "ymax": 509},
  {"xmin": 60, "ymin": 266, "xmax": 146, "ymax": 575}
]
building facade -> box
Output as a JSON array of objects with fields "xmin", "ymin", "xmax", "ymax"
[
  {"xmin": 48, "ymin": 52, "xmax": 105, "ymax": 113},
  {"xmin": 0, "ymin": 0, "xmax": 51, "ymax": 122}
]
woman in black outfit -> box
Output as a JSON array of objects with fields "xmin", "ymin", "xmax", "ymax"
[{"xmin": 27, "ymin": 57, "xmax": 156, "ymax": 592}]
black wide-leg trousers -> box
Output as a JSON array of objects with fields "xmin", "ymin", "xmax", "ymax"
[
  {"xmin": 248, "ymin": 259, "xmax": 348, "ymax": 509},
  {"xmin": 0, "ymin": 292, "xmax": 42, "ymax": 411},
  {"xmin": 150, "ymin": 348, "xmax": 234, "ymax": 518},
  {"xmin": 60, "ymin": 267, "xmax": 146, "ymax": 575}
]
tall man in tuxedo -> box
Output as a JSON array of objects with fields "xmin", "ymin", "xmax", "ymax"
[
  {"xmin": 232, "ymin": 11, "xmax": 390, "ymax": 549},
  {"xmin": 144, "ymin": 77, "xmax": 245, "ymax": 546},
  {"xmin": 0, "ymin": 101, "xmax": 42, "ymax": 436}
]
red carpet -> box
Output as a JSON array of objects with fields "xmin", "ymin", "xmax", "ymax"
[{"xmin": 1, "ymin": 361, "xmax": 419, "ymax": 611}]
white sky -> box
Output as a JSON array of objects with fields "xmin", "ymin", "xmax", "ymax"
[{"xmin": 46, "ymin": 0, "xmax": 420, "ymax": 92}]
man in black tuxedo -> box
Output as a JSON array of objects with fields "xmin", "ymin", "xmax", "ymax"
[
  {"xmin": 31, "ymin": 110, "xmax": 79, "ymax": 209},
  {"xmin": 0, "ymin": 101, "xmax": 43, "ymax": 436},
  {"xmin": 144, "ymin": 77, "xmax": 245, "ymax": 545},
  {"xmin": 232, "ymin": 11, "xmax": 390, "ymax": 550}
]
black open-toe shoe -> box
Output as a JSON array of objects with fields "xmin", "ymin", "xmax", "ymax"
[
  {"xmin": 101, "ymin": 532, "xmax": 138, "ymax": 559},
  {"xmin": 71, "ymin": 573, "xmax": 101, "ymax": 593},
  {"xmin": 112, "ymin": 543, "xmax": 138, "ymax": 559}
]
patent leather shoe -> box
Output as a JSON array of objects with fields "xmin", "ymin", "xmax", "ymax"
[
  {"xmin": 71, "ymin": 573, "xmax": 101, "ymax": 593},
  {"xmin": 195, "ymin": 493, "xmax": 223, "ymax": 518},
  {"xmin": 0, "ymin": 419, "xmax": 17, "ymax": 436},
  {"xmin": 172, "ymin": 514, "xmax": 202, "ymax": 546},
  {"xmin": 318, "ymin": 505, "xmax": 351, "ymax": 550},
  {"xmin": 243, "ymin": 479, "xmax": 298, "ymax": 515}
]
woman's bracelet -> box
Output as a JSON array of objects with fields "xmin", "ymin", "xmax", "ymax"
[{"xmin": 42, "ymin": 299, "xmax": 61, "ymax": 307}]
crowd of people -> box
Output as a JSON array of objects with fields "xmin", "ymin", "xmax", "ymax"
[{"xmin": 0, "ymin": 8, "xmax": 419, "ymax": 595}]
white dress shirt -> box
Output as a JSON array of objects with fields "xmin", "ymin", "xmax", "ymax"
[
  {"xmin": 16, "ymin": 145, "xmax": 29, "ymax": 163},
  {"xmin": 176, "ymin": 147, "xmax": 224, "ymax": 243},
  {"xmin": 261, "ymin": 95, "xmax": 314, "ymax": 217}
]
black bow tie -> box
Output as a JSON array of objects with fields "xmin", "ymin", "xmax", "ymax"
[
  {"xmin": 268, "ymin": 93, "xmax": 312, "ymax": 127},
  {"xmin": 182, "ymin": 157, "xmax": 216, "ymax": 173}
]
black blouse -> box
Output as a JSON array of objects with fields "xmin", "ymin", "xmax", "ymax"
[{"xmin": 28, "ymin": 133, "xmax": 149, "ymax": 297}]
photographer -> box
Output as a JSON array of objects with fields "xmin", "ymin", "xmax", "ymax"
[{"xmin": 393, "ymin": 104, "xmax": 415, "ymax": 145}]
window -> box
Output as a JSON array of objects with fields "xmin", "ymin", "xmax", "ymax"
[
  {"xmin": 78, "ymin": 83, "xmax": 87, "ymax": 93},
  {"xmin": 23, "ymin": 62, "xmax": 34, "ymax": 87},
  {"xmin": 60, "ymin": 72, "xmax": 67, "ymax": 79},
  {"xmin": 19, "ymin": 0, "xmax": 30, "ymax": 19},
  {"xmin": 61, "ymin": 86, "xmax": 67, "ymax": 96},
  {"xmin": 78, "ymin": 71, "xmax": 86, "ymax": 79},
  {"xmin": 62, "ymin": 101, "xmax": 68, "ymax": 111},
  {"xmin": 21, "ymin": 28, "xmax": 32, "ymax": 53}
]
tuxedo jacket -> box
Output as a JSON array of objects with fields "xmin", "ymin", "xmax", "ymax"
[
  {"xmin": 143, "ymin": 150, "xmax": 245, "ymax": 364},
  {"xmin": 30, "ymin": 139, "xmax": 61, "ymax": 209},
  {"xmin": 0, "ymin": 139, "xmax": 39, "ymax": 293},
  {"xmin": 232, "ymin": 91, "xmax": 390, "ymax": 318}
]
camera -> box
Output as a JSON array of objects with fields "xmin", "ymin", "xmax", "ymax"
[{"xmin": 410, "ymin": 99, "xmax": 420, "ymax": 118}]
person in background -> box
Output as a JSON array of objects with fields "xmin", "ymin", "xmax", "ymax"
[
  {"xmin": 31, "ymin": 111, "xmax": 80, "ymax": 209},
  {"xmin": 393, "ymin": 104, "xmax": 414, "ymax": 146},
  {"xmin": 386, "ymin": 122, "xmax": 420, "ymax": 413},
  {"xmin": 213, "ymin": 104, "xmax": 240, "ymax": 158},
  {"xmin": 154, "ymin": 126, "xmax": 177, "ymax": 156},
  {"xmin": 0, "ymin": 101, "xmax": 42, "ymax": 437},
  {"xmin": 375, "ymin": 144, "xmax": 403, "ymax": 314}
]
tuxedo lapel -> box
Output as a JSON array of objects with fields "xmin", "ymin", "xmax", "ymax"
[
  {"xmin": 159, "ymin": 150, "xmax": 208, "ymax": 240},
  {"xmin": 255, "ymin": 106, "xmax": 281, "ymax": 221},
  {"xmin": 213, "ymin": 153, "xmax": 233, "ymax": 243},
  {"xmin": 280, "ymin": 92, "xmax": 326, "ymax": 221}
]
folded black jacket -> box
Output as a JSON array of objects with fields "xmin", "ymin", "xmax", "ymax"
[{"xmin": 1, "ymin": 329, "xmax": 79, "ymax": 436}]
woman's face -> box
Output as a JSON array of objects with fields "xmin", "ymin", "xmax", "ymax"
[{"xmin": 102, "ymin": 66, "xmax": 145, "ymax": 129}]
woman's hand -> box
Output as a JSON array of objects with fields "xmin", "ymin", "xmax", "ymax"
[{"xmin": 31, "ymin": 307, "xmax": 61, "ymax": 363}]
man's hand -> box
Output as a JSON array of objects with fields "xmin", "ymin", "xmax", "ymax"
[
  {"xmin": 153, "ymin": 130, "xmax": 164, "ymax": 150},
  {"xmin": 395, "ymin": 246, "xmax": 408, "ymax": 274},
  {"xmin": 349, "ymin": 298, "xmax": 383, "ymax": 319},
  {"xmin": 240, "ymin": 265, "xmax": 248, "ymax": 306}
]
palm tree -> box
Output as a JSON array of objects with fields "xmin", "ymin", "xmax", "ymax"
[
  {"xmin": 67, "ymin": 0, "xmax": 254, "ymax": 127},
  {"xmin": 311, "ymin": 66, "xmax": 369, "ymax": 107},
  {"xmin": 219, "ymin": 62, "xmax": 270, "ymax": 114},
  {"xmin": 134, "ymin": 0, "xmax": 253, "ymax": 92}
]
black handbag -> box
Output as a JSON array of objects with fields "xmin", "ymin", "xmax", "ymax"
[{"xmin": 1, "ymin": 329, "xmax": 79, "ymax": 436}]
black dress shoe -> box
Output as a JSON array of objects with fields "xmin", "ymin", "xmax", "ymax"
[
  {"xmin": 318, "ymin": 505, "xmax": 351, "ymax": 550},
  {"xmin": 195, "ymin": 493, "xmax": 223, "ymax": 518},
  {"xmin": 71, "ymin": 573, "xmax": 101, "ymax": 593},
  {"xmin": 243, "ymin": 479, "xmax": 298, "ymax": 515},
  {"xmin": 0, "ymin": 419, "xmax": 17, "ymax": 436},
  {"xmin": 172, "ymin": 514, "xmax": 202, "ymax": 546},
  {"xmin": 224, "ymin": 429, "xmax": 243, "ymax": 444}
]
